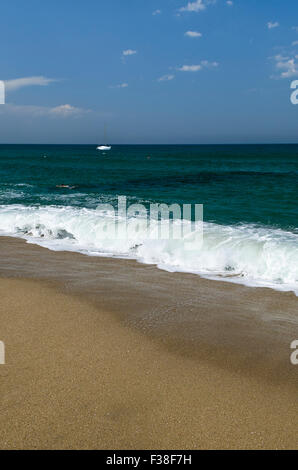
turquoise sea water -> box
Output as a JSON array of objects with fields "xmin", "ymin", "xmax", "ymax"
[{"xmin": 0, "ymin": 144, "xmax": 297, "ymax": 294}]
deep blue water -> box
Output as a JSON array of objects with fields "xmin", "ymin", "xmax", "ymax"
[
  {"xmin": 0, "ymin": 144, "xmax": 297, "ymax": 294},
  {"xmin": 0, "ymin": 144, "xmax": 297, "ymax": 230}
]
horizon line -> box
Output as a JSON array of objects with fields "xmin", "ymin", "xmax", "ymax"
[{"xmin": 1, "ymin": 142, "xmax": 298, "ymax": 146}]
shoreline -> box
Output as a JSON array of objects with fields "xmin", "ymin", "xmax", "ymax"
[{"xmin": 0, "ymin": 236, "xmax": 297, "ymax": 449}]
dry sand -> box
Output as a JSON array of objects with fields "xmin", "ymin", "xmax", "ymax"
[{"xmin": 0, "ymin": 237, "xmax": 297, "ymax": 449}]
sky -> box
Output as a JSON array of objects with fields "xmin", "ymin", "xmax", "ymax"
[{"xmin": 1, "ymin": 0, "xmax": 298, "ymax": 144}]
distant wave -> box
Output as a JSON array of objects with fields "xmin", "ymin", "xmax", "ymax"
[{"xmin": 0, "ymin": 204, "xmax": 297, "ymax": 295}]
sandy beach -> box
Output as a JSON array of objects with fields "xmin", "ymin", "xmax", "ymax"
[{"xmin": 0, "ymin": 237, "xmax": 297, "ymax": 449}]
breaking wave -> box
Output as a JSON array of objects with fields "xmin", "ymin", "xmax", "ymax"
[{"xmin": 0, "ymin": 204, "xmax": 297, "ymax": 295}]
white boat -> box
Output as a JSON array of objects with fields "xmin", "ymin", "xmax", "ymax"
[
  {"xmin": 97, "ymin": 124, "xmax": 111, "ymax": 151},
  {"xmin": 97, "ymin": 145, "xmax": 111, "ymax": 151}
]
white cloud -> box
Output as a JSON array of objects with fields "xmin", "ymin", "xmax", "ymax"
[
  {"xmin": 292, "ymin": 41, "xmax": 298, "ymax": 46},
  {"xmin": 110, "ymin": 83, "xmax": 128, "ymax": 88},
  {"xmin": 179, "ymin": 65, "xmax": 202, "ymax": 72},
  {"xmin": 152, "ymin": 9, "xmax": 161, "ymax": 15},
  {"xmin": 4, "ymin": 76, "xmax": 57, "ymax": 92},
  {"xmin": 185, "ymin": 31, "xmax": 202, "ymax": 38},
  {"xmin": 276, "ymin": 59, "xmax": 298, "ymax": 78},
  {"xmin": 49, "ymin": 104, "xmax": 87, "ymax": 117},
  {"xmin": 180, "ymin": 0, "xmax": 205, "ymax": 12},
  {"xmin": 158, "ymin": 74, "xmax": 175, "ymax": 82},
  {"xmin": 274, "ymin": 54, "xmax": 289, "ymax": 61},
  {"xmin": 226, "ymin": 0, "xmax": 233, "ymax": 5},
  {"xmin": 122, "ymin": 49, "xmax": 137, "ymax": 56},
  {"xmin": 272, "ymin": 54, "xmax": 298, "ymax": 79},
  {"xmin": 292, "ymin": 26, "xmax": 298, "ymax": 32},
  {"xmin": 0, "ymin": 103, "xmax": 89, "ymax": 118},
  {"xmin": 178, "ymin": 61, "xmax": 218, "ymax": 72},
  {"xmin": 201, "ymin": 60, "xmax": 218, "ymax": 67},
  {"xmin": 267, "ymin": 21, "xmax": 279, "ymax": 30}
]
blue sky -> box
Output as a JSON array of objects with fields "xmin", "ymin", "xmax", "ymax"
[{"xmin": 1, "ymin": 0, "xmax": 298, "ymax": 144}]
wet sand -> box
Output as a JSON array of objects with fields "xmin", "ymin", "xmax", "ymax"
[{"xmin": 0, "ymin": 237, "xmax": 297, "ymax": 449}]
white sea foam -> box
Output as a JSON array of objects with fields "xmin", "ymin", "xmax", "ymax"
[{"xmin": 0, "ymin": 204, "xmax": 297, "ymax": 295}]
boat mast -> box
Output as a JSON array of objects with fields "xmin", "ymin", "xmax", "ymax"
[{"xmin": 104, "ymin": 123, "xmax": 107, "ymax": 145}]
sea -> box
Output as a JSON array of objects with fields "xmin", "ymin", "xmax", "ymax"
[{"xmin": 0, "ymin": 144, "xmax": 297, "ymax": 295}]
